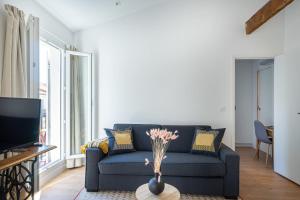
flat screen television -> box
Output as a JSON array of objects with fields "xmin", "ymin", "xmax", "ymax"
[{"xmin": 0, "ymin": 97, "xmax": 41, "ymax": 154}]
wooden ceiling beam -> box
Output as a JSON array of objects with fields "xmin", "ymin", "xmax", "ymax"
[{"xmin": 245, "ymin": 0, "xmax": 294, "ymax": 35}]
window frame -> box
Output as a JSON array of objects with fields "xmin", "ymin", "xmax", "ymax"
[
  {"xmin": 65, "ymin": 50, "xmax": 93, "ymax": 159},
  {"xmin": 38, "ymin": 38, "xmax": 65, "ymax": 171}
]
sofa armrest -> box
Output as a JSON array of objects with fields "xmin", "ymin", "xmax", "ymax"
[
  {"xmin": 85, "ymin": 147, "xmax": 106, "ymax": 191},
  {"xmin": 219, "ymin": 144, "xmax": 240, "ymax": 199}
]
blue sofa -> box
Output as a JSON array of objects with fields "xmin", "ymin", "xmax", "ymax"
[{"xmin": 85, "ymin": 124, "xmax": 240, "ymax": 199}]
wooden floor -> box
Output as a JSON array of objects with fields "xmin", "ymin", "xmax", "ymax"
[
  {"xmin": 237, "ymin": 147, "xmax": 300, "ymax": 200},
  {"xmin": 39, "ymin": 167, "xmax": 84, "ymax": 200},
  {"xmin": 40, "ymin": 147, "xmax": 300, "ymax": 200}
]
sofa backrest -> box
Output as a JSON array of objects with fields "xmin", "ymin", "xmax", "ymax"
[
  {"xmin": 161, "ymin": 125, "xmax": 211, "ymax": 152},
  {"xmin": 113, "ymin": 124, "xmax": 211, "ymax": 152},
  {"xmin": 113, "ymin": 124, "xmax": 161, "ymax": 151}
]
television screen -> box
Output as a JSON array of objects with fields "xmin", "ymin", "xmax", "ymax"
[{"xmin": 0, "ymin": 97, "xmax": 41, "ymax": 153}]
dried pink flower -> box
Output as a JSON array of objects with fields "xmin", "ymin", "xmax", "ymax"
[{"xmin": 145, "ymin": 129, "xmax": 178, "ymax": 175}]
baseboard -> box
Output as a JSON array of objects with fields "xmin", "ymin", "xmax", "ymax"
[
  {"xmin": 235, "ymin": 143, "xmax": 253, "ymax": 147},
  {"xmin": 39, "ymin": 160, "xmax": 66, "ymax": 188}
]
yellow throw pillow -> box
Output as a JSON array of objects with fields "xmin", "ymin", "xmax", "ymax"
[
  {"xmin": 105, "ymin": 128, "xmax": 135, "ymax": 155},
  {"xmin": 192, "ymin": 131, "xmax": 216, "ymax": 152},
  {"xmin": 195, "ymin": 133, "xmax": 215, "ymax": 147},
  {"xmin": 114, "ymin": 132, "xmax": 132, "ymax": 145},
  {"xmin": 80, "ymin": 138, "xmax": 109, "ymax": 154},
  {"xmin": 191, "ymin": 128, "xmax": 225, "ymax": 156}
]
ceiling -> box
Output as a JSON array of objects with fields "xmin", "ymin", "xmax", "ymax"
[{"xmin": 34, "ymin": 0, "xmax": 169, "ymax": 32}]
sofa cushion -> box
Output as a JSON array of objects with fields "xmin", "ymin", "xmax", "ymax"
[
  {"xmin": 113, "ymin": 124, "xmax": 161, "ymax": 151},
  {"xmin": 99, "ymin": 151, "xmax": 225, "ymax": 177},
  {"xmin": 161, "ymin": 125, "xmax": 211, "ymax": 152}
]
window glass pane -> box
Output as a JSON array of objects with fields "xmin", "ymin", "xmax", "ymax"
[
  {"xmin": 70, "ymin": 55, "xmax": 90, "ymax": 155},
  {"xmin": 39, "ymin": 41, "xmax": 61, "ymax": 167}
]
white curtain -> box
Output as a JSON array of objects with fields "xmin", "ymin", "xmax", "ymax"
[
  {"xmin": 70, "ymin": 47, "xmax": 80, "ymax": 155},
  {"xmin": 0, "ymin": 5, "xmax": 39, "ymax": 198},
  {"xmin": 67, "ymin": 47, "xmax": 86, "ymax": 168},
  {"xmin": 1, "ymin": 4, "xmax": 27, "ymax": 97}
]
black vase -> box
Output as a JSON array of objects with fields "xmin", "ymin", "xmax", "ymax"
[{"xmin": 148, "ymin": 173, "xmax": 165, "ymax": 195}]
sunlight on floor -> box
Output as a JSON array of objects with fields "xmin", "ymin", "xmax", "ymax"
[{"xmin": 39, "ymin": 167, "xmax": 85, "ymax": 200}]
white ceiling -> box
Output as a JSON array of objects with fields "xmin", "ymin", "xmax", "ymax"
[{"xmin": 34, "ymin": 0, "xmax": 169, "ymax": 32}]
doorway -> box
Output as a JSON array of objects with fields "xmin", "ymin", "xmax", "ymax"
[{"xmin": 235, "ymin": 59, "xmax": 274, "ymax": 163}]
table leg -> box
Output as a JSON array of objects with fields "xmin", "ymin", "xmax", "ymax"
[
  {"xmin": 0, "ymin": 157, "xmax": 37, "ymax": 200},
  {"xmin": 31, "ymin": 157, "xmax": 37, "ymax": 200},
  {"xmin": 256, "ymin": 139, "xmax": 261, "ymax": 159}
]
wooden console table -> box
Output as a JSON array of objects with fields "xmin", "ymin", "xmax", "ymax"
[
  {"xmin": 0, "ymin": 145, "xmax": 56, "ymax": 200},
  {"xmin": 266, "ymin": 127, "xmax": 274, "ymax": 137}
]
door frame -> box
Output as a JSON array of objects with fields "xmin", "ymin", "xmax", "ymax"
[
  {"xmin": 256, "ymin": 64, "xmax": 274, "ymax": 121},
  {"xmin": 232, "ymin": 56, "xmax": 274, "ymax": 150}
]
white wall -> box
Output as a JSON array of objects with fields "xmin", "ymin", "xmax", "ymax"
[
  {"xmin": 283, "ymin": 0, "xmax": 300, "ymax": 54},
  {"xmin": 74, "ymin": 0, "xmax": 285, "ymax": 148},
  {"xmin": 235, "ymin": 60, "xmax": 254, "ymax": 146}
]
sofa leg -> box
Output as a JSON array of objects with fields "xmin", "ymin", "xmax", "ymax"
[{"xmin": 224, "ymin": 196, "xmax": 238, "ymax": 200}]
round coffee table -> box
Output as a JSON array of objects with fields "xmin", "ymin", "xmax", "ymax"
[{"xmin": 136, "ymin": 183, "xmax": 180, "ymax": 200}]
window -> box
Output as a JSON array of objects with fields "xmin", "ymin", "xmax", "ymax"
[
  {"xmin": 37, "ymin": 40, "xmax": 93, "ymax": 169},
  {"xmin": 39, "ymin": 40, "xmax": 62, "ymax": 168},
  {"xmin": 65, "ymin": 51, "xmax": 92, "ymax": 159}
]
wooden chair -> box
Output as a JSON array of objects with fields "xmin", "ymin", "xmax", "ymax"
[{"xmin": 254, "ymin": 120, "xmax": 273, "ymax": 165}]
